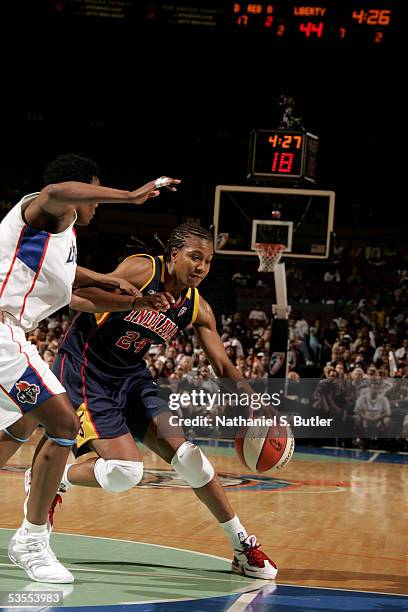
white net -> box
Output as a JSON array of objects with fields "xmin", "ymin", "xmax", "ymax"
[{"xmin": 253, "ymin": 243, "xmax": 286, "ymax": 273}]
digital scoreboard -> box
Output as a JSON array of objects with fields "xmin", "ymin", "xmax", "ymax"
[
  {"xmin": 50, "ymin": 1, "xmax": 396, "ymax": 45},
  {"xmin": 229, "ymin": 2, "xmax": 394, "ymax": 43},
  {"xmin": 248, "ymin": 130, "xmax": 318, "ymax": 182}
]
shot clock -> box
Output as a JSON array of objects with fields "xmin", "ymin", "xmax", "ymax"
[{"xmin": 248, "ymin": 130, "xmax": 319, "ymax": 183}]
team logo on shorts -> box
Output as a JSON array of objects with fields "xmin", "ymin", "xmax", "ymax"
[
  {"xmin": 178, "ymin": 306, "xmax": 187, "ymax": 317},
  {"xmin": 15, "ymin": 381, "xmax": 40, "ymax": 405},
  {"xmin": 77, "ymin": 410, "xmax": 85, "ymax": 438},
  {"xmin": 269, "ymin": 352, "xmax": 285, "ymax": 376}
]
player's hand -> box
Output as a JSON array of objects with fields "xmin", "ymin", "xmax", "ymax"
[
  {"xmin": 108, "ymin": 277, "xmax": 142, "ymax": 297},
  {"xmin": 92, "ymin": 275, "xmax": 142, "ymax": 297},
  {"xmin": 235, "ymin": 379, "xmax": 280, "ymax": 420},
  {"xmin": 130, "ymin": 177, "xmax": 181, "ymax": 205},
  {"xmin": 132, "ymin": 292, "xmax": 175, "ymax": 312}
]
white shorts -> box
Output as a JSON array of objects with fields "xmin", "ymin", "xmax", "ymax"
[{"xmin": 0, "ymin": 321, "xmax": 66, "ymax": 430}]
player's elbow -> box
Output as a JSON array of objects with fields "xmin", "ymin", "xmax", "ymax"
[
  {"xmin": 69, "ymin": 293, "xmax": 96, "ymax": 313},
  {"xmin": 69, "ymin": 294, "xmax": 82, "ymax": 311},
  {"xmin": 41, "ymin": 183, "xmax": 64, "ymax": 200},
  {"xmin": 42, "ymin": 182, "xmax": 77, "ymax": 203}
]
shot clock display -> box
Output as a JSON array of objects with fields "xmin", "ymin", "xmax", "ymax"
[{"xmin": 248, "ymin": 130, "xmax": 318, "ymax": 182}]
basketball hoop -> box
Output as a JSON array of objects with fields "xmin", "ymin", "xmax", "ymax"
[{"xmin": 253, "ymin": 243, "xmax": 286, "ymax": 272}]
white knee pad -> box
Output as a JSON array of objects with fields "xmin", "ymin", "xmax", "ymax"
[
  {"xmin": 94, "ymin": 459, "xmax": 143, "ymax": 493},
  {"xmin": 171, "ymin": 442, "xmax": 214, "ymax": 488}
]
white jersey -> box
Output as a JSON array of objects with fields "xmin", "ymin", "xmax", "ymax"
[
  {"xmin": 0, "ymin": 193, "xmax": 77, "ymax": 332},
  {"xmin": 355, "ymin": 394, "xmax": 391, "ymax": 420}
]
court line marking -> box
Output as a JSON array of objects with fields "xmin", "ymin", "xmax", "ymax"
[
  {"xmin": 0, "ymin": 528, "xmax": 231, "ymax": 564},
  {"xmin": 277, "ymin": 582, "xmax": 408, "ymax": 598},
  {"xmin": 226, "ymin": 590, "xmax": 261, "ymax": 610},
  {"xmin": 54, "ymin": 530, "xmax": 233, "ymax": 563},
  {"xmin": 1, "ymin": 530, "xmax": 406, "ymax": 601},
  {"xmin": 0, "ymin": 562, "xmax": 260, "ymax": 584},
  {"xmin": 0, "ymin": 529, "xmax": 268, "ymax": 606},
  {"xmin": 368, "ymin": 451, "xmax": 381, "ymax": 462},
  {"xmin": 118, "ymin": 584, "xmax": 267, "ymax": 606},
  {"xmin": 1, "ymin": 529, "xmax": 406, "ymax": 565}
]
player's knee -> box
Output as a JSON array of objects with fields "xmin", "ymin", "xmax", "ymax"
[
  {"xmin": 171, "ymin": 441, "xmax": 214, "ymax": 488},
  {"xmin": 65, "ymin": 412, "xmax": 80, "ymax": 439},
  {"xmin": 94, "ymin": 458, "xmax": 144, "ymax": 493},
  {"xmin": 43, "ymin": 409, "xmax": 80, "ymax": 441}
]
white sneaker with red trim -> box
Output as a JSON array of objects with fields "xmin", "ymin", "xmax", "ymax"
[{"xmin": 231, "ymin": 535, "xmax": 278, "ymax": 580}]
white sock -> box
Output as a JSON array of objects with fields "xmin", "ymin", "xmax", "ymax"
[
  {"xmin": 61, "ymin": 464, "xmax": 73, "ymax": 489},
  {"xmin": 21, "ymin": 518, "xmax": 47, "ymax": 534},
  {"xmin": 220, "ymin": 515, "xmax": 248, "ymax": 551}
]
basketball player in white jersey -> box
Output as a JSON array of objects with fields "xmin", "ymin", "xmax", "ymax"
[{"xmin": 0, "ymin": 154, "xmax": 180, "ymax": 582}]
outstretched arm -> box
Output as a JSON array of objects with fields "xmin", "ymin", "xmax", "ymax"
[
  {"xmin": 24, "ymin": 176, "xmax": 181, "ymax": 230},
  {"xmin": 74, "ymin": 266, "xmax": 140, "ymax": 295},
  {"xmin": 193, "ymin": 298, "xmax": 281, "ymax": 418},
  {"xmin": 70, "ymin": 256, "xmax": 174, "ymax": 313}
]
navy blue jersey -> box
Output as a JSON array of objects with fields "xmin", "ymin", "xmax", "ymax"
[{"xmin": 59, "ymin": 254, "xmax": 199, "ymax": 377}]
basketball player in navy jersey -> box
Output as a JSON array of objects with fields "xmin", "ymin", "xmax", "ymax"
[
  {"xmin": 19, "ymin": 223, "xmax": 277, "ymax": 579},
  {"xmin": 0, "ymin": 153, "xmax": 180, "ymax": 583}
]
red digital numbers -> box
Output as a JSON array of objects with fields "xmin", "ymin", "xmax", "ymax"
[
  {"xmin": 271, "ymin": 152, "xmax": 294, "ymax": 174},
  {"xmin": 299, "ymin": 21, "xmax": 324, "ymax": 37},
  {"xmin": 236, "ymin": 14, "xmax": 248, "ymax": 26}
]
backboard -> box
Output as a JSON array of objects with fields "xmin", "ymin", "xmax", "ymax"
[{"xmin": 213, "ymin": 186, "xmax": 335, "ymax": 260}]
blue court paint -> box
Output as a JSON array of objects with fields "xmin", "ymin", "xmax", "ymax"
[{"xmin": 3, "ymin": 584, "xmax": 406, "ymax": 612}]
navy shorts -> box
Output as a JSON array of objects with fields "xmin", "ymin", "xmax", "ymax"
[{"xmin": 53, "ymin": 351, "xmax": 168, "ymax": 455}]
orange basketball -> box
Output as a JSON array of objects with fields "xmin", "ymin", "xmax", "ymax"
[{"xmin": 235, "ymin": 423, "xmax": 295, "ymax": 473}]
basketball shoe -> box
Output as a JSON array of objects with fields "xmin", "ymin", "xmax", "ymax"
[
  {"xmin": 11, "ymin": 468, "xmax": 73, "ymax": 582},
  {"xmin": 231, "ymin": 535, "xmax": 278, "ymax": 580},
  {"xmin": 8, "ymin": 528, "xmax": 74, "ymax": 583}
]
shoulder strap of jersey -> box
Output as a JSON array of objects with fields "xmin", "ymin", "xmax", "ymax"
[{"xmin": 191, "ymin": 287, "xmax": 200, "ymax": 324}]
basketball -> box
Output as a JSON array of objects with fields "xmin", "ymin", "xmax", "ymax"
[
  {"xmin": 271, "ymin": 209, "xmax": 281, "ymax": 220},
  {"xmin": 235, "ymin": 423, "xmax": 295, "ymax": 473}
]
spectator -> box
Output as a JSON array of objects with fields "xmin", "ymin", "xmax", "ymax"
[
  {"xmin": 248, "ymin": 303, "xmax": 269, "ymax": 328},
  {"xmin": 347, "ymin": 267, "xmax": 362, "ymax": 285},
  {"xmin": 162, "ymin": 358, "xmax": 175, "ymax": 378},
  {"xmin": 354, "ymin": 382, "xmax": 392, "ymax": 436},
  {"xmin": 323, "ymin": 266, "xmax": 341, "ymax": 283},
  {"xmin": 395, "ymin": 339, "xmax": 408, "ymax": 361},
  {"xmin": 42, "ymin": 349, "xmax": 55, "ymax": 368}
]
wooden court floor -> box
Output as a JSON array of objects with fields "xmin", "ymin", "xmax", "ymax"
[{"xmin": 0, "ymin": 430, "xmax": 407, "ymax": 596}]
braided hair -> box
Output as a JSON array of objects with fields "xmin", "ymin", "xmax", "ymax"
[
  {"xmin": 43, "ymin": 154, "xmax": 100, "ymax": 186},
  {"xmin": 164, "ymin": 223, "xmax": 213, "ymax": 262}
]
